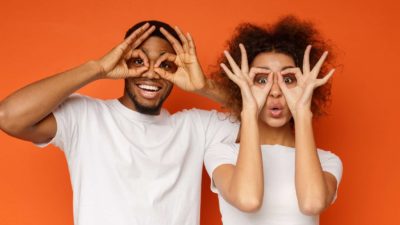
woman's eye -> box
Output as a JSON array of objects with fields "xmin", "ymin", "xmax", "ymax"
[
  {"xmin": 254, "ymin": 74, "xmax": 269, "ymax": 85},
  {"xmin": 284, "ymin": 77, "xmax": 293, "ymax": 83},
  {"xmin": 283, "ymin": 74, "xmax": 296, "ymax": 84},
  {"xmin": 257, "ymin": 77, "xmax": 268, "ymax": 84}
]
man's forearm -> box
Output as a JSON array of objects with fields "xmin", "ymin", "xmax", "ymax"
[
  {"xmin": 195, "ymin": 78, "xmax": 228, "ymax": 105},
  {"xmin": 0, "ymin": 60, "xmax": 103, "ymax": 133}
]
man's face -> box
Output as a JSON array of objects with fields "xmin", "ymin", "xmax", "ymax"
[{"xmin": 123, "ymin": 36, "xmax": 175, "ymax": 115}]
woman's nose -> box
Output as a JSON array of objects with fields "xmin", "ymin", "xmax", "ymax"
[{"xmin": 269, "ymin": 73, "xmax": 282, "ymax": 98}]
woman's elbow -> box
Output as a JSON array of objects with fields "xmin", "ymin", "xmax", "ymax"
[
  {"xmin": 299, "ymin": 199, "xmax": 327, "ymax": 216},
  {"xmin": 234, "ymin": 194, "xmax": 263, "ymax": 212}
]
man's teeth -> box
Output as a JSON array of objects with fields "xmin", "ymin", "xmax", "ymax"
[{"xmin": 138, "ymin": 84, "xmax": 160, "ymax": 92}]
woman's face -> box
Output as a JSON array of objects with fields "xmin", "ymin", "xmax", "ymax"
[{"xmin": 251, "ymin": 52, "xmax": 296, "ymax": 128}]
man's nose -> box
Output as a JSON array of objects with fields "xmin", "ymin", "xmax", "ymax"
[{"xmin": 141, "ymin": 62, "xmax": 160, "ymax": 79}]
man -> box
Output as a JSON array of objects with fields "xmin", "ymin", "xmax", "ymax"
[{"xmin": 0, "ymin": 21, "xmax": 238, "ymax": 225}]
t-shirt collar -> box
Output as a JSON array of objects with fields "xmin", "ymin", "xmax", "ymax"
[{"xmin": 109, "ymin": 99, "xmax": 169, "ymax": 123}]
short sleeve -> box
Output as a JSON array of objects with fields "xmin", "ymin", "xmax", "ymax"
[
  {"xmin": 194, "ymin": 109, "xmax": 239, "ymax": 148},
  {"xmin": 35, "ymin": 94, "xmax": 89, "ymax": 153},
  {"xmin": 204, "ymin": 142, "xmax": 239, "ymax": 193},
  {"xmin": 318, "ymin": 150, "xmax": 343, "ymax": 203}
]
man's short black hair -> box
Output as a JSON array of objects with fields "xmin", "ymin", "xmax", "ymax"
[{"xmin": 125, "ymin": 20, "xmax": 182, "ymax": 44}]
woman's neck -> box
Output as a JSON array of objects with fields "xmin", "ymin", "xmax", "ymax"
[{"xmin": 258, "ymin": 120, "xmax": 295, "ymax": 147}]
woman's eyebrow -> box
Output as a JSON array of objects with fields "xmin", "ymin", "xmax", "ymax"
[
  {"xmin": 282, "ymin": 66, "xmax": 296, "ymax": 70},
  {"xmin": 255, "ymin": 66, "xmax": 270, "ymax": 70}
]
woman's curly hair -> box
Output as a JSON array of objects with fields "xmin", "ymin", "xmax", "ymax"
[{"xmin": 212, "ymin": 15, "xmax": 335, "ymax": 120}]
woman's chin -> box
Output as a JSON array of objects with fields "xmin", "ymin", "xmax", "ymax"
[{"xmin": 262, "ymin": 117, "xmax": 291, "ymax": 128}]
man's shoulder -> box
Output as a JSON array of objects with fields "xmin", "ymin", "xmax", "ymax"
[
  {"xmin": 170, "ymin": 108, "xmax": 239, "ymax": 127},
  {"xmin": 172, "ymin": 108, "xmax": 234, "ymax": 119},
  {"xmin": 62, "ymin": 93, "xmax": 112, "ymax": 108}
]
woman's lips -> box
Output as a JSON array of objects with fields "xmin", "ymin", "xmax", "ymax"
[
  {"xmin": 268, "ymin": 103, "xmax": 284, "ymax": 118},
  {"xmin": 269, "ymin": 108, "xmax": 283, "ymax": 117}
]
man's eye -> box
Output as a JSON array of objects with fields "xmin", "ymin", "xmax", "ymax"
[
  {"xmin": 160, "ymin": 61, "xmax": 170, "ymax": 69},
  {"xmin": 159, "ymin": 61, "xmax": 177, "ymax": 72},
  {"xmin": 127, "ymin": 57, "xmax": 144, "ymax": 67},
  {"xmin": 133, "ymin": 58, "xmax": 144, "ymax": 65}
]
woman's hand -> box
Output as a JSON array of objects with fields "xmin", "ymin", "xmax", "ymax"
[
  {"xmin": 278, "ymin": 45, "xmax": 334, "ymax": 119},
  {"xmin": 96, "ymin": 23, "xmax": 155, "ymax": 79},
  {"xmin": 220, "ymin": 44, "xmax": 273, "ymax": 114},
  {"xmin": 153, "ymin": 26, "xmax": 206, "ymax": 92}
]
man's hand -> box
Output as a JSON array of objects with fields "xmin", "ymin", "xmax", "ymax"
[
  {"xmin": 96, "ymin": 23, "xmax": 155, "ymax": 79},
  {"xmin": 153, "ymin": 26, "xmax": 206, "ymax": 92}
]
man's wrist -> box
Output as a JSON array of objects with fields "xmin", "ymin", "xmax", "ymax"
[{"xmin": 86, "ymin": 60, "xmax": 107, "ymax": 80}]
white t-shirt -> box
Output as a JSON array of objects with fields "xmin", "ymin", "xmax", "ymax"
[
  {"xmin": 38, "ymin": 94, "xmax": 239, "ymax": 225},
  {"xmin": 204, "ymin": 143, "xmax": 343, "ymax": 225}
]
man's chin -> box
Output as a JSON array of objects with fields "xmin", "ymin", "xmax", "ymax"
[{"xmin": 133, "ymin": 100, "xmax": 162, "ymax": 115}]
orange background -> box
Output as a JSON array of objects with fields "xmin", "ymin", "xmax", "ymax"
[{"xmin": 1, "ymin": 0, "xmax": 399, "ymax": 224}]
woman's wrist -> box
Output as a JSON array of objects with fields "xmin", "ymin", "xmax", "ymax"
[
  {"xmin": 292, "ymin": 108, "xmax": 313, "ymax": 122},
  {"xmin": 241, "ymin": 107, "xmax": 258, "ymax": 120}
]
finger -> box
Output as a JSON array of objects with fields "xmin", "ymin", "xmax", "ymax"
[
  {"xmin": 224, "ymin": 50, "xmax": 242, "ymax": 76},
  {"xmin": 127, "ymin": 66, "xmax": 148, "ymax": 77},
  {"xmin": 277, "ymin": 72, "xmax": 290, "ymax": 96},
  {"xmin": 281, "ymin": 67, "xmax": 303, "ymax": 82},
  {"xmin": 311, "ymin": 51, "xmax": 329, "ymax": 78},
  {"xmin": 154, "ymin": 68, "xmax": 175, "ymax": 82},
  {"xmin": 131, "ymin": 25, "xmax": 156, "ymax": 49},
  {"xmin": 121, "ymin": 23, "xmax": 150, "ymax": 48},
  {"xmin": 303, "ymin": 45, "xmax": 312, "ymax": 73},
  {"xmin": 262, "ymin": 72, "xmax": 274, "ymax": 92},
  {"xmin": 154, "ymin": 53, "xmax": 177, "ymax": 67},
  {"xmin": 220, "ymin": 63, "xmax": 239, "ymax": 84},
  {"xmin": 316, "ymin": 69, "xmax": 335, "ymax": 87},
  {"xmin": 239, "ymin": 44, "xmax": 249, "ymax": 74},
  {"xmin": 124, "ymin": 49, "xmax": 149, "ymax": 67},
  {"xmin": 248, "ymin": 67, "xmax": 272, "ymax": 80},
  {"xmin": 160, "ymin": 27, "xmax": 184, "ymax": 54},
  {"xmin": 186, "ymin": 32, "xmax": 197, "ymax": 55},
  {"xmin": 134, "ymin": 49, "xmax": 149, "ymax": 67},
  {"xmin": 174, "ymin": 26, "xmax": 189, "ymax": 53}
]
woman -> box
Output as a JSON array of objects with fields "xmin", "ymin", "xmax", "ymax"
[{"xmin": 204, "ymin": 16, "xmax": 343, "ymax": 225}]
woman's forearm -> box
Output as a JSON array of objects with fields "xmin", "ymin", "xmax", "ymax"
[
  {"xmin": 228, "ymin": 109, "xmax": 264, "ymax": 212},
  {"xmin": 294, "ymin": 111, "xmax": 328, "ymax": 215}
]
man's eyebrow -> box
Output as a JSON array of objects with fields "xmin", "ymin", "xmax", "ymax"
[{"xmin": 139, "ymin": 48, "xmax": 169, "ymax": 56}]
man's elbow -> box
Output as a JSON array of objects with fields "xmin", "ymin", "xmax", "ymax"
[
  {"xmin": 0, "ymin": 105, "xmax": 9, "ymax": 132},
  {"xmin": 0, "ymin": 105, "xmax": 23, "ymax": 136}
]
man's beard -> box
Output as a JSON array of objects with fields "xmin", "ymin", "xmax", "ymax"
[{"xmin": 125, "ymin": 82, "xmax": 172, "ymax": 115}]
